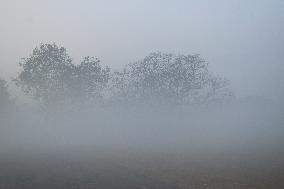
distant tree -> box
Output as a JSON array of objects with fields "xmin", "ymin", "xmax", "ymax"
[
  {"xmin": 0, "ymin": 78, "xmax": 13, "ymax": 113},
  {"xmin": 73, "ymin": 56, "xmax": 110, "ymax": 103},
  {"xmin": 14, "ymin": 43, "xmax": 74, "ymax": 108},
  {"xmin": 15, "ymin": 44, "xmax": 232, "ymax": 108},
  {"xmin": 204, "ymin": 75, "xmax": 234, "ymax": 103},
  {"xmin": 109, "ymin": 70, "xmax": 131, "ymax": 104},
  {"xmin": 15, "ymin": 43, "xmax": 110, "ymax": 108},
  {"xmin": 110, "ymin": 52, "xmax": 233, "ymax": 105}
]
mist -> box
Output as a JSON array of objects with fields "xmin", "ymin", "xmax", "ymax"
[
  {"xmin": 1, "ymin": 0, "xmax": 284, "ymax": 102},
  {"xmin": 1, "ymin": 0, "xmax": 284, "ymax": 188},
  {"xmin": 1, "ymin": 96, "xmax": 284, "ymax": 188}
]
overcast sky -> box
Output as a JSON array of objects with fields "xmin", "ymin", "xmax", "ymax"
[{"xmin": 0, "ymin": 0, "xmax": 283, "ymax": 102}]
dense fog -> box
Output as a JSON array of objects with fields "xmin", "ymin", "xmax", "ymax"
[
  {"xmin": 0, "ymin": 43, "xmax": 284, "ymax": 188},
  {"xmin": 0, "ymin": 0, "xmax": 283, "ymax": 188},
  {"xmin": 2, "ymin": 98, "xmax": 284, "ymax": 155}
]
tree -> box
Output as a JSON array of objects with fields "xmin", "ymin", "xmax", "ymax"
[
  {"xmin": 204, "ymin": 75, "xmax": 234, "ymax": 103},
  {"xmin": 15, "ymin": 43, "xmax": 110, "ymax": 108},
  {"xmin": 110, "ymin": 52, "xmax": 232, "ymax": 105},
  {"xmin": 73, "ymin": 56, "xmax": 110, "ymax": 103},
  {"xmin": 15, "ymin": 43, "xmax": 74, "ymax": 108},
  {"xmin": 15, "ymin": 44, "xmax": 232, "ymax": 108}
]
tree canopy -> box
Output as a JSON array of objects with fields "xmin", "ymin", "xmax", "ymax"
[
  {"xmin": 15, "ymin": 44, "xmax": 233, "ymax": 108},
  {"xmin": 15, "ymin": 44, "xmax": 110, "ymax": 108},
  {"xmin": 110, "ymin": 52, "xmax": 233, "ymax": 105}
]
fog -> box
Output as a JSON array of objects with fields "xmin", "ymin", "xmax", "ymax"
[
  {"xmin": 1, "ymin": 0, "xmax": 284, "ymax": 102},
  {"xmin": 3, "ymin": 100, "xmax": 284, "ymax": 155},
  {"xmin": 1, "ymin": 99, "xmax": 284, "ymax": 188},
  {"xmin": 1, "ymin": 0, "xmax": 284, "ymax": 188}
]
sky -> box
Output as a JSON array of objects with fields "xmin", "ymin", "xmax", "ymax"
[{"xmin": 0, "ymin": 0, "xmax": 283, "ymax": 102}]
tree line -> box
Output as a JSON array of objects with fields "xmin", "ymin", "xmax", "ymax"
[{"xmin": 1, "ymin": 43, "xmax": 233, "ymax": 111}]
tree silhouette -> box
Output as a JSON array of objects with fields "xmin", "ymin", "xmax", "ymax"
[
  {"xmin": 15, "ymin": 43, "xmax": 110, "ymax": 108},
  {"xmin": 15, "ymin": 43, "xmax": 74, "ymax": 108},
  {"xmin": 73, "ymin": 56, "xmax": 110, "ymax": 103},
  {"xmin": 15, "ymin": 44, "xmax": 233, "ymax": 108},
  {"xmin": 110, "ymin": 52, "xmax": 233, "ymax": 105}
]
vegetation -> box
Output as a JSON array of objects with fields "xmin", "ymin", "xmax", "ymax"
[
  {"xmin": 12, "ymin": 43, "xmax": 232, "ymax": 109},
  {"xmin": 111, "ymin": 52, "xmax": 232, "ymax": 105}
]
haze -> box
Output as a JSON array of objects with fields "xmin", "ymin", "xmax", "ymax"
[
  {"xmin": 0, "ymin": 0, "xmax": 283, "ymax": 102},
  {"xmin": 1, "ymin": 1, "xmax": 284, "ymax": 188}
]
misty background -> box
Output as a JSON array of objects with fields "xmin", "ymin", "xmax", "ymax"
[
  {"xmin": 1, "ymin": 1, "xmax": 284, "ymax": 189},
  {"xmin": 0, "ymin": 0, "xmax": 283, "ymax": 104}
]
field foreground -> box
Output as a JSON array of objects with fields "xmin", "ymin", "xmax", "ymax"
[{"xmin": 1, "ymin": 147, "xmax": 284, "ymax": 189}]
